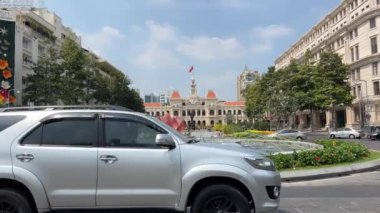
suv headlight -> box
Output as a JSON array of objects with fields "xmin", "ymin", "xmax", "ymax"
[{"xmin": 244, "ymin": 157, "xmax": 276, "ymax": 171}]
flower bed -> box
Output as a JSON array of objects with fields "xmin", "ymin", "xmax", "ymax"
[{"xmin": 269, "ymin": 140, "xmax": 370, "ymax": 170}]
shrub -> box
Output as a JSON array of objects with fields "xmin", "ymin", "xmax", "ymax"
[{"xmin": 269, "ymin": 140, "xmax": 370, "ymax": 170}]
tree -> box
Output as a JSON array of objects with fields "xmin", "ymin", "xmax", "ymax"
[
  {"xmin": 60, "ymin": 37, "xmax": 91, "ymax": 104},
  {"xmin": 314, "ymin": 51, "xmax": 353, "ymax": 130},
  {"xmin": 109, "ymin": 74, "xmax": 144, "ymax": 112},
  {"xmin": 24, "ymin": 47, "xmax": 64, "ymax": 105}
]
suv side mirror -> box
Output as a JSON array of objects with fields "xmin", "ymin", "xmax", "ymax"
[{"xmin": 155, "ymin": 134, "xmax": 176, "ymax": 149}]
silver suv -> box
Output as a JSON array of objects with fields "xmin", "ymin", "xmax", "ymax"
[{"xmin": 0, "ymin": 106, "xmax": 281, "ymax": 213}]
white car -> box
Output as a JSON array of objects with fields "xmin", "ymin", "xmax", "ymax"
[
  {"xmin": 268, "ymin": 129, "xmax": 307, "ymax": 141},
  {"xmin": 329, "ymin": 128, "xmax": 363, "ymax": 139}
]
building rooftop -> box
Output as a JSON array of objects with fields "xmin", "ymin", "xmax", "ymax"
[
  {"xmin": 144, "ymin": 102, "xmax": 161, "ymax": 107},
  {"xmin": 170, "ymin": 91, "xmax": 181, "ymax": 99},
  {"xmin": 206, "ymin": 90, "xmax": 217, "ymax": 99}
]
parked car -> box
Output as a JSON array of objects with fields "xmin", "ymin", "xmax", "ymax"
[
  {"xmin": 370, "ymin": 131, "xmax": 380, "ymax": 140},
  {"xmin": 329, "ymin": 128, "xmax": 363, "ymax": 139},
  {"xmin": 0, "ymin": 105, "xmax": 281, "ymax": 213},
  {"xmin": 268, "ymin": 129, "xmax": 307, "ymax": 141}
]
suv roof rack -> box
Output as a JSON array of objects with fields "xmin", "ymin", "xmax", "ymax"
[{"xmin": 0, "ymin": 105, "xmax": 132, "ymax": 112}]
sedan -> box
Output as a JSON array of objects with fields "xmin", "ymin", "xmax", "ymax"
[
  {"xmin": 370, "ymin": 132, "xmax": 380, "ymax": 140},
  {"xmin": 268, "ymin": 129, "xmax": 307, "ymax": 141},
  {"xmin": 329, "ymin": 128, "xmax": 363, "ymax": 139}
]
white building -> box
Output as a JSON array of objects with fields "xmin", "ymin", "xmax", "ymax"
[
  {"xmin": 0, "ymin": 8, "xmax": 80, "ymax": 105},
  {"xmin": 275, "ymin": 0, "xmax": 380, "ymax": 129},
  {"xmin": 237, "ymin": 65, "xmax": 260, "ymax": 101}
]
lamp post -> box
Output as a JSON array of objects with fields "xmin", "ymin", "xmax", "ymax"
[{"xmin": 357, "ymin": 80, "xmax": 368, "ymax": 128}]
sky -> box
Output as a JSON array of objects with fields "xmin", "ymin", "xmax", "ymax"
[{"xmin": 44, "ymin": 0, "xmax": 341, "ymax": 101}]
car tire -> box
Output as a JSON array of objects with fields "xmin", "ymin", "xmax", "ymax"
[
  {"xmin": 349, "ymin": 134, "xmax": 355, "ymax": 139},
  {"xmin": 191, "ymin": 184, "xmax": 252, "ymax": 213},
  {"xmin": 0, "ymin": 189, "xmax": 33, "ymax": 213},
  {"xmin": 330, "ymin": 134, "xmax": 335, "ymax": 139}
]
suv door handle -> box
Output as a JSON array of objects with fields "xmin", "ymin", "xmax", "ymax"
[
  {"xmin": 16, "ymin": 153, "xmax": 34, "ymax": 162},
  {"xmin": 100, "ymin": 155, "xmax": 118, "ymax": 164}
]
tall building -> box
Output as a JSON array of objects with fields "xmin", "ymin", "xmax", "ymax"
[
  {"xmin": 0, "ymin": 8, "xmax": 122, "ymax": 106},
  {"xmin": 237, "ymin": 65, "xmax": 260, "ymax": 101},
  {"xmin": 0, "ymin": 8, "xmax": 80, "ymax": 105},
  {"xmin": 144, "ymin": 93, "xmax": 159, "ymax": 103},
  {"xmin": 144, "ymin": 78, "xmax": 248, "ymax": 128},
  {"xmin": 275, "ymin": 0, "xmax": 380, "ymax": 129}
]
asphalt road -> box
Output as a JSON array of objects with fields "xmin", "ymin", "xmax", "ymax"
[
  {"xmin": 305, "ymin": 131, "xmax": 380, "ymax": 151},
  {"xmin": 54, "ymin": 171, "xmax": 380, "ymax": 213},
  {"xmin": 280, "ymin": 170, "xmax": 380, "ymax": 213}
]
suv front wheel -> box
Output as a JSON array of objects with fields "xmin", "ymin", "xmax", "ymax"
[
  {"xmin": 192, "ymin": 184, "xmax": 252, "ymax": 213},
  {"xmin": 0, "ymin": 189, "xmax": 33, "ymax": 213}
]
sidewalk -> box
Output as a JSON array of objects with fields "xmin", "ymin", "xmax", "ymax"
[{"xmin": 280, "ymin": 158, "xmax": 380, "ymax": 182}]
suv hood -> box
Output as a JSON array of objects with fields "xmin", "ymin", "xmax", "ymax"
[{"xmin": 183, "ymin": 140, "xmax": 266, "ymax": 158}]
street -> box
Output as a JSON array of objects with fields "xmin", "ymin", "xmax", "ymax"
[
  {"xmin": 280, "ymin": 170, "xmax": 380, "ymax": 213},
  {"xmin": 305, "ymin": 132, "xmax": 380, "ymax": 151},
  {"xmin": 54, "ymin": 170, "xmax": 380, "ymax": 213}
]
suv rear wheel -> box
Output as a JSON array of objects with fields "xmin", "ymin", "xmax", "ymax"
[
  {"xmin": 191, "ymin": 184, "xmax": 251, "ymax": 213},
  {"xmin": 0, "ymin": 189, "xmax": 33, "ymax": 213}
]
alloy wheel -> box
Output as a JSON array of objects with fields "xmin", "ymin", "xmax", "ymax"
[
  {"xmin": 202, "ymin": 195, "xmax": 240, "ymax": 213},
  {"xmin": 0, "ymin": 201, "xmax": 20, "ymax": 213}
]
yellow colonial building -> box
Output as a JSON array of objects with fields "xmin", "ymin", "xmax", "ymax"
[{"xmin": 144, "ymin": 78, "xmax": 248, "ymax": 128}]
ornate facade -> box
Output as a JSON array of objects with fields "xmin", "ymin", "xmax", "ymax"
[
  {"xmin": 144, "ymin": 78, "xmax": 248, "ymax": 128},
  {"xmin": 275, "ymin": 0, "xmax": 380, "ymax": 129}
]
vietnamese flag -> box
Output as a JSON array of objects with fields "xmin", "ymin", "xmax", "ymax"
[{"xmin": 188, "ymin": 65, "xmax": 194, "ymax": 73}]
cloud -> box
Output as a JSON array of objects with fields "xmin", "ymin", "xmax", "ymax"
[
  {"xmin": 146, "ymin": 21, "xmax": 178, "ymax": 43},
  {"xmin": 80, "ymin": 26, "xmax": 125, "ymax": 56},
  {"xmin": 134, "ymin": 21, "xmax": 245, "ymax": 69},
  {"xmin": 135, "ymin": 45, "xmax": 181, "ymax": 70},
  {"xmin": 251, "ymin": 25, "xmax": 293, "ymax": 53},
  {"xmin": 177, "ymin": 36, "xmax": 245, "ymax": 62}
]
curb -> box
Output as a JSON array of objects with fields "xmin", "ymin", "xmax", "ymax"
[{"xmin": 280, "ymin": 158, "xmax": 380, "ymax": 182}]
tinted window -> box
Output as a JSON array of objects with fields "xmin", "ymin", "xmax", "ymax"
[
  {"xmin": 105, "ymin": 119, "xmax": 163, "ymax": 148},
  {"xmin": 21, "ymin": 125, "xmax": 42, "ymax": 145},
  {"xmin": 42, "ymin": 119, "xmax": 97, "ymax": 146},
  {"xmin": 0, "ymin": 116, "xmax": 26, "ymax": 132}
]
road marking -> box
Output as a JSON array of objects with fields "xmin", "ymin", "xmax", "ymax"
[{"xmin": 295, "ymin": 208, "xmax": 304, "ymax": 213}]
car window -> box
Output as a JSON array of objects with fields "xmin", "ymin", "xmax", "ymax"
[
  {"xmin": 42, "ymin": 119, "xmax": 97, "ymax": 146},
  {"xmin": 105, "ymin": 118, "xmax": 164, "ymax": 148},
  {"xmin": 279, "ymin": 130, "xmax": 289, "ymax": 134},
  {"xmin": 21, "ymin": 125, "xmax": 42, "ymax": 145},
  {"xmin": 345, "ymin": 128, "xmax": 351, "ymax": 131},
  {"xmin": 288, "ymin": 130, "xmax": 298, "ymax": 133},
  {"xmin": 0, "ymin": 115, "xmax": 26, "ymax": 132}
]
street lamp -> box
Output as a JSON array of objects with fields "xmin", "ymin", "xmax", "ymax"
[{"xmin": 357, "ymin": 80, "xmax": 368, "ymax": 128}]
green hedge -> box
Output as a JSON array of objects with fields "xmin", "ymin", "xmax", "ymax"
[{"xmin": 270, "ymin": 140, "xmax": 370, "ymax": 170}]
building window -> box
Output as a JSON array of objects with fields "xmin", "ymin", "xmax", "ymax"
[
  {"xmin": 373, "ymin": 62, "xmax": 379, "ymax": 75},
  {"xmin": 350, "ymin": 28, "xmax": 358, "ymax": 39},
  {"xmin": 353, "ymin": 87, "xmax": 356, "ymax": 98},
  {"xmin": 38, "ymin": 45, "xmax": 46, "ymax": 56},
  {"xmin": 377, "ymin": 0, "xmax": 380, "ymax": 5},
  {"xmin": 355, "ymin": 45, "xmax": 359, "ymax": 60},
  {"xmin": 370, "ymin": 17, "xmax": 377, "ymax": 29},
  {"xmin": 22, "ymin": 54, "xmax": 32, "ymax": 66},
  {"xmin": 358, "ymin": 85, "xmax": 362, "ymax": 97},
  {"xmin": 371, "ymin": 37, "xmax": 378, "ymax": 54},
  {"xmin": 351, "ymin": 47, "xmax": 355, "ymax": 62},
  {"xmin": 356, "ymin": 68, "xmax": 360, "ymax": 80},
  {"xmin": 182, "ymin": 111, "xmax": 186, "ymax": 116},
  {"xmin": 374, "ymin": 81, "xmax": 380, "ymax": 95},
  {"xmin": 22, "ymin": 37, "xmax": 32, "ymax": 51}
]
